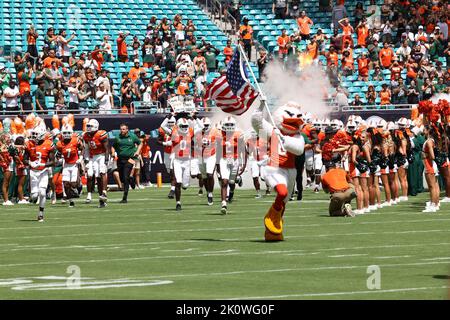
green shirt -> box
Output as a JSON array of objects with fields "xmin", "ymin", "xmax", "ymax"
[
  {"xmin": 301, "ymin": 132, "xmax": 312, "ymax": 145},
  {"xmin": 205, "ymin": 51, "xmax": 216, "ymax": 69},
  {"xmin": 113, "ymin": 132, "xmax": 141, "ymax": 159}
]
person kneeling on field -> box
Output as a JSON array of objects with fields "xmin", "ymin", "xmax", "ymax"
[{"xmin": 321, "ymin": 155, "xmax": 356, "ymax": 217}]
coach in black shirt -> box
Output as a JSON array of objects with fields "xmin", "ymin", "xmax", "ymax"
[{"xmin": 113, "ymin": 124, "xmax": 142, "ymax": 203}]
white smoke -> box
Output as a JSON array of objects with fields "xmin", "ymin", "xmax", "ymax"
[{"xmin": 430, "ymin": 93, "xmax": 450, "ymax": 104}]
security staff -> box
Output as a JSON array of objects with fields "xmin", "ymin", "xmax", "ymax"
[{"xmin": 112, "ymin": 123, "xmax": 142, "ymax": 203}]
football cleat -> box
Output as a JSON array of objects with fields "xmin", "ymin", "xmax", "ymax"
[
  {"xmin": 167, "ymin": 190, "xmax": 175, "ymax": 199},
  {"xmin": 221, "ymin": 205, "xmax": 227, "ymax": 215}
]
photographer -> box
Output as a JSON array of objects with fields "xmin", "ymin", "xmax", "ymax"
[{"xmin": 321, "ymin": 154, "xmax": 356, "ymax": 217}]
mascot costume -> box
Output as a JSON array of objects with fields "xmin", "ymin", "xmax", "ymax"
[{"xmin": 251, "ymin": 101, "xmax": 305, "ymax": 241}]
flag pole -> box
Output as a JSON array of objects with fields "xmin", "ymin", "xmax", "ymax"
[{"xmin": 237, "ymin": 43, "xmax": 277, "ymax": 129}]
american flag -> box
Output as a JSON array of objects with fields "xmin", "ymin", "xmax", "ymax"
[{"xmin": 205, "ymin": 49, "xmax": 258, "ymax": 115}]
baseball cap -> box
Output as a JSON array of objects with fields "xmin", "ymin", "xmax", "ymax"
[
  {"xmin": 134, "ymin": 59, "xmax": 139, "ymax": 63},
  {"xmin": 419, "ymin": 25, "xmax": 423, "ymax": 29},
  {"xmin": 435, "ymin": 26, "xmax": 440, "ymax": 30}
]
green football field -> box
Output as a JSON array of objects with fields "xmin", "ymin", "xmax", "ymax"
[{"xmin": 0, "ymin": 186, "xmax": 449, "ymax": 300}]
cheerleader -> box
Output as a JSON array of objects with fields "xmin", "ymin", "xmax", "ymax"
[
  {"xmin": 387, "ymin": 122, "xmax": 400, "ymax": 204},
  {"xmin": 395, "ymin": 118, "xmax": 410, "ymax": 202},
  {"xmin": 380, "ymin": 127, "xmax": 392, "ymax": 206},
  {"xmin": 0, "ymin": 133, "xmax": 14, "ymax": 206},
  {"xmin": 438, "ymin": 124, "xmax": 450, "ymax": 203},
  {"xmin": 422, "ymin": 125, "xmax": 440, "ymax": 212},
  {"xmin": 367, "ymin": 127, "xmax": 382, "ymax": 210}
]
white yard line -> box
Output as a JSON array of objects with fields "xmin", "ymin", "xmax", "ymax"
[
  {"xmin": 225, "ymin": 286, "xmax": 450, "ymax": 300},
  {"xmin": 328, "ymin": 254, "xmax": 368, "ymax": 258}
]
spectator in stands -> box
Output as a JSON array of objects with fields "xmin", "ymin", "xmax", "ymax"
[
  {"xmin": 185, "ymin": 19, "xmax": 196, "ymax": 41},
  {"xmin": 390, "ymin": 60, "xmax": 403, "ymax": 80},
  {"xmin": 54, "ymin": 84, "xmax": 66, "ymax": 112},
  {"xmin": 366, "ymin": 85, "xmax": 376, "ymax": 105},
  {"xmin": 350, "ymin": 94, "xmax": 364, "ymax": 107},
  {"xmin": 128, "ymin": 59, "xmax": 145, "ymax": 82},
  {"xmin": 338, "ymin": 18, "xmax": 354, "ymax": 48},
  {"xmin": 380, "ymin": 0, "xmax": 392, "ymax": 24},
  {"xmin": 4, "ymin": 80, "xmax": 20, "ymax": 114},
  {"xmin": 43, "ymin": 27, "xmax": 57, "ymax": 57},
  {"xmin": 379, "ymin": 83, "xmax": 391, "ymax": 106},
  {"xmin": 69, "ymin": 51, "xmax": 78, "ymax": 69},
  {"xmin": 131, "ymin": 36, "xmax": 141, "ymax": 61},
  {"xmin": 371, "ymin": 65, "xmax": 383, "ymax": 81},
  {"xmin": 84, "ymin": 52, "xmax": 99, "ymax": 74},
  {"xmin": 117, "ymin": 31, "xmax": 131, "ymax": 62},
  {"xmin": 368, "ymin": 39, "xmax": 380, "ymax": 68},
  {"xmin": 239, "ymin": 17, "xmax": 253, "ymax": 60},
  {"xmin": 277, "ymin": 29, "xmax": 291, "ymax": 61},
  {"xmin": 392, "ymin": 77, "xmax": 407, "ymax": 104},
  {"xmin": 421, "ymin": 77, "xmax": 435, "ymax": 100},
  {"xmin": 33, "ymin": 81, "xmax": 46, "ymax": 113},
  {"xmin": 43, "ymin": 49, "xmax": 62, "ymax": 69},
  {"xmin": 396, "ymin": 41, "xmax": 412, "ymax": 65},
  {"xmin": 314, "ymin": 29, "xmax": 328, "ymax": 54},
  {"xmin": 204, "ymin": 44, "xmax": 220, "ymax": 72},
  {"xmin": 68, "ymin": 80, "xmax": 80, "ymax": 112},
  {"xmin": 366, "ymin": 0, "xmax": 381, "ymax": 30},
  {"xmin": 415, "ymin": 25, "xmax": 428, "ymax": 43},
  {"xmin": 353, "ymin": 2, "xmax": 365, "ymax": 26},
  {"xmin": 434, "ymin": 77, "xmax": 446, "ymax": 93},
  {"xmin": 272, "ymin": 0, "xmax": 288, "ymax": 19},
  {"xmin": 102, "ymin": 35, "xmax": 113, "ymax": 62},
  {"xmin": 327, "ymin": 62, "xmax": 340, "ymax": 88},
  {"xmin": 334, "ymin": 87, "xmax": 349, "ymax": 107},
  {"xmin": 257, "ymin": 49, "xmax": 268, "ymax": 82},
  {"xmin": 356, "ymin": 19, "xmax": 369, "ymax": 48},
  {"xmin": 0, "ymin": 64, "xmax": 11, "ymax": 94},
  {"xmin": 437, "ymin": 17, "xmax": 448, "ymax": 41},
  {"xmin": 341, "ymin": 50, "xmax": 354, "ymax": 76},
  {"xmin": 44, "ymin": 60, "xmax": 62, "ymax": 95},
  {"xmin": 429, "ymin": 36, "xmax": 444, "ymax": 62},
  {"xmin": 297, "ymin": 11, "xmax": 313, "ymax": 41},
  {"xmin": 380, "ymin": 20, "xmax": 393, "ymax": 44},
  {"xmin": 96, "ymin": 81, "xmax": 113, "ymax": 114},
  {"xmin": 223, "ymin": 40, "xmax": 233, "ymax": 65},
  {"xmin": 357, "ymin": 53, "xmax": 370, "ymax": 81},
  {"xmin": 27, "ymin": 25, "xmax": 39, "ymax": 65},
  {"xmin": 14, "ymin": 53, "xmax": 29, "ymax": 72},
  {"xmin": 407, "ymin": 80, "xmax": 420, "ymax": 104},
  {"xmin": 325, "ymin": 45, "xmax": 339, "ymax": 67},
  {"xmin": 21, "ymin": 88, "xmax": 33, "ymax": 113},
  {"xmin": 142, "ymin": 38, "xmax": 154, "ymax": 68},
  {"xmin": 176, "ymin": 69, "xmax": 193, "ymax": 96},
  {"xmin": 17, "ymin": 63, "xmax": 33, "ymax": 96},
  {"xmin": 121, "ymin": 74, "xmax": 135, "ymax": 113},
  {"xmin": 331, "ymin": 0, "xmax": 347, "ymax": 33},
  {"xmin": 57, "ymin": 30, "xmax": 76, "ymax": 63},
  {"xmin": 379, "ymin": 42, "xmax": 395, "ymax": 69}
]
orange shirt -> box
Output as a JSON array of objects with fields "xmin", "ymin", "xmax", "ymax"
[
  {"xmin": 117, "ymin": 37, "xmax": 128, "ymax": 56},
  {"xmin": 177, "ymin": 75, "xmax": 191, "ymax": 95},
  {"xmin": 82, "ymin": 130, "xmax": 108, "ymax": 157},
  {"xmin": 306, "ymin": 42, "xmax": 318, "ymax": 60},
  {"xmin": 27, "ymin": 32, "xmax": 37, "ymax": 45},
  {"xmin": 26, "ymin": 139, "xmax": 55, "ymax": 171},
  {"xmin": 358, "ymin": 58, "xmax": 369, "ymax": 76},
  {"xmin": 91, "ymin": 50, "xmax": 104, "ymax": 72},
  {"xmin": 357, "ymin": 26, "xmax": 368, "ymax": 46},
  {"xmin": 277, "ymin": 35, "xmax": 290, "ymax": 54},
  {"xmin": 380, "ymin": 90, "xmax": 391, "ymax": 105},
  {"xmin": 321, "ymin": 168, "xmax": 350, "ymax": 193},
  {"xmin": 379, "ymin": 48, "xmax": 394, "ymax": 67},
  {"xmin": 342, "ymin": 25, "xmax": 353, "ymax": 36},
  {"xmin": 43, "ymin": 56, "xmax": 61, "ymax": 69},
  {"xmin": 141, "ymin": 137, "xmax": 151, "ymax": 158},
  {"xmin": 128, "ymin": 67, "xmax": 145, "ymax": 82},
  {"xmin": 240, "ymin": 25, "xmax": 253, "ymax": 40},
  {"xmin": 223, "ymin": 47, "xmax": 233, "ymax": 64},
  {"xmin": 18, "ymin": 71, "xmax": 31, "ymax": 95},
  {"xmin": 297, "ymin": 16, "xmax": 313, "ymax": 35},
  {"xmin": 202, "ymin": 129, "xmax": 218, "ymax": 158},
  {"xmin": 342, "ymin": 56, "xmax": 354, "ymax": 69},
  {"xmin": 56, "ymin": 135, "xmax": 80, "ymax": 164}
]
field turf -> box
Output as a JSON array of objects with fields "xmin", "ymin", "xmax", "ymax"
[{"xmin": 0, "ymin": 187, "xmax": 449, "ymax": 299}]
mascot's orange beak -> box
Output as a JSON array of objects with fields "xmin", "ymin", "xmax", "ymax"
[{"xmin": 282, "ymin": 117, "xmax": 304, "ymax": 132}]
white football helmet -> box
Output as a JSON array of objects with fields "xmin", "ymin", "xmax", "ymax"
[
  {"xmin": 387, "ymin": 121, "xmax": 397, "ymax": 131},
  {"xmin": 396, "ymin": 117, "xmax": 408, "ymax": 129},
  {"xmin": 330, "ymin": 119, "xmax": 341, "ymax": 130},
  {"xmin": 61, "ymin": 125, "xmax": 74, "ymax": 140},
  {"xmin": 323, "ymin": 118, "xmax": 331, "ymax": 129},
  {"xmin": 86, "ymin": 119, "xmax": 99, "ymax": 133},
  {"xmin": 303, "ymin": 112, "xmax": 312, "ymax": 124},
  {"xmin": 346, "ymin": 120, "xmax": 357, "ymax": 133},
  {"xmin": 202, "ymin": 117, "xmax": 211, "ymax": 132},
  {"xmin": 176, "ymin": 118, "xmax": 190, "ymax": 134},
  {"xmin": 312, "ymin": 118, "xmax": 323, "ymax": 130},
  {"xmin": 222, "ymin": 116, "xmax": 236, "ymax": 132},
  {"xmin": 167, "ymin": 116, "xmax": 176, "ymax": 128},
  {"xmin": 377, "ymin": 119, "xmax": 387, "ymax": 130},
  {"xmin": 367, "ymin": 119, "xmax": 377, "ymax": 128},
  {"xmin": 30, "ymin": 126, "xmax": 47, "ymax": 142},
  {"xmin": 51, "ymin": 128, "xmax": 60, "ymax": 137}
]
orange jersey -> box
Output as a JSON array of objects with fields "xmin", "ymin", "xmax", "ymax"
[
  {"xmin": 159, "ymin": 127, "xmax": 173, "ymax": 154},
  {"xmin": 56, "ymin": 135, "xmax": 80, "ymax": 164},
  {"xmin": 318, "ymin": 131, "xmax": 326, "ymax": 142},
  {"xmin": 247, "ymin": 136, "xmax": 267, "ymax": 161},
  {"xmin": 219, "ymin": 130, "xmax": 242, "ymax": 160},
  {"xmin": 82, "ymin": 130, "xmax": 108, "ymax": 157},
  {"xmin": 268, "ymin": 130, "xmax": 297, "ymax": 169},
  {"xmin": 26, "ymin": 139, "xmax": 54, "ymax": 171},
  {"xmin": 171, "ymin": 127, "xmax": 194, "ymax": 159},
  {"xmin": 201, "ymin": 129, "xmax": 218, "ymax": 158}
]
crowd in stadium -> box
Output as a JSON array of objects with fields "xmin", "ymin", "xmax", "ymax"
[
  {"xmin": 248, "ymin": 0, "xmax": 449, "ymax": 106},
  {"xmin": 0, "ymin": 14, "xmax": 227, "ymax": 115}
]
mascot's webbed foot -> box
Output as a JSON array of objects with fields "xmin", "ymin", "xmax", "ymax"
[
  {"xmin": 264, "ymin": 204, "xmax": 284, "ymax": 235},
  {"xmin": 264, "ymin": 228, "xmax": 284, "ymax": 242}
]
